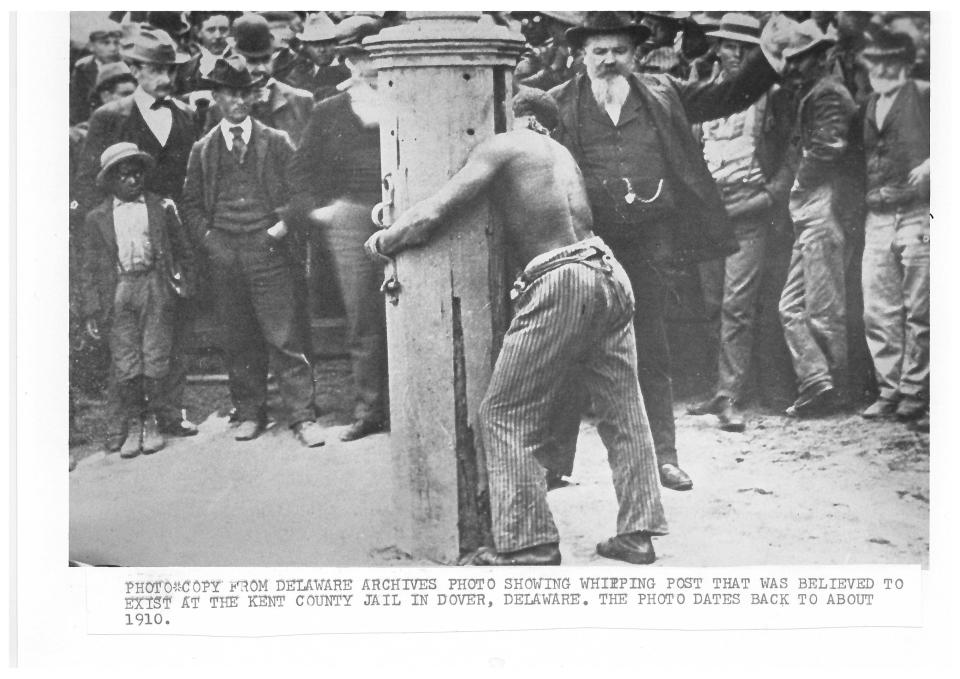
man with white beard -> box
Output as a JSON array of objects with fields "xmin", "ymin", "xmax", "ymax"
[
  {"xmin": 550, "ymin": 12, "xmax": 795, "ymax": 491},
  {"xmin": 857, "ymin": 30, "xmax": 929, "ymax": 428}
]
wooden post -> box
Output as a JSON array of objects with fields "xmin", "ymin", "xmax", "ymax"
[{"xmin": 366, "ymin": 13, "xmax": 524, "ymax": 563}]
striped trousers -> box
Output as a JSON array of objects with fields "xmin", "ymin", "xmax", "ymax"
[{"xmin": 478, "ymin": 237, "xmax": 668, "ymax": 553}]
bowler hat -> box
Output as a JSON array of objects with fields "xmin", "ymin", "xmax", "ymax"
[
  {"xmin": 708, "ymin": 13, "xmax": 761, "ymax": 45},
  {"xmin": 121, "ymin": 27, "xmax": 190, "ymax": 65},
  {"xmin": 783, "ymin": 20, "xmax": 837, "ymax": 61},
  {"xmin": 96, "ymin": 142, "xmax": 156, "ymax": 189},
  {"xmin": 202, "ymin": 55, "xmax": 267, "ymax": 90},
  {"xmin": 94, "ymin": 61, "xmax": 137, "ymax": 93},
  {"xmin": 861, "ymin": 29, "xmax": 917, "ymax": 64},
  {"xmin": 233, "ymin": 14, "xmax": 275, "ymax": 59},
  {"xmin": 565, "ymin": 12, "xmax": 651, "ymax": 51}
]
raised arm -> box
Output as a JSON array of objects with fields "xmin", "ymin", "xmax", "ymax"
[{"xmin": 368, "ymin": 138, "xmax": 508, "ymax": 257}]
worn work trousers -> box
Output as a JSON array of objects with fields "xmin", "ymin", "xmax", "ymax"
[
  {"xmin": 604, "ymin": 236, "xmax": 678, "ymax": 467},
  {"xmin": 862, "ymin": 207, "xmax": 930, "ymax": 402},
  {"xmin": 109, "ymin": 269, "xmax": 175, "ymax": 382},
  {"xmin": 716, "ymin": 216, "xmax": 769, "ymax": 402},
  {"xmin": 479, "ymin": 238, "xmax": 668, "ymax": 553},
  {"xmin": 780, "ymin": 186, "xmax": 848, "ymax": 395},
  {"xmin": 206, "ymin": 229, "xmax": 316, "ymax": 425},
  {"xmin": 322, "ymin": 201, "xmax": 388, "ymax": 424}
]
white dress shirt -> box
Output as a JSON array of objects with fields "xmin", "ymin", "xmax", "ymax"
[
  {"xmin": 219, "ymin": 116, "xmax": 252, "ymax": 150},
  {"xmin": 133, "ymin": 86, "xmax": 173, "ymax": 146},
  {"xmin": 875, "ymin": 84, "xmax": 904, "ymax": 130},
  {"xmin": 112, "ymin": 196, "xmax": 153, "ymax": 272}
]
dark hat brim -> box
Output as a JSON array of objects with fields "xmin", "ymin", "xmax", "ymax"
[
  {"xmin": 121, "ymin": 46, "xmax": 192, "ymax": 65},
  {"xmin": 861, "ymin": 47, "xmax": 914, "ymax": 62},
  {"xmin": 234, "ymin": 45, "xmax": 275, "ymax": 59},
  {"xmin": 565, "ymin": 24, "xmax": 651, "ymax": 51},
  {"xmin": 96, "ymin": 151, "xmax": 156, "ymax": 189},
  {"xmin": 202, "ymin": 73, "xmax": 269, "ymax": 90}
]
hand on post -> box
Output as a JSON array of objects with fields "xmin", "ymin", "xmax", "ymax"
[{"xmin": 363, "ymin": 230, "xmax": 390, "ymax": 261}]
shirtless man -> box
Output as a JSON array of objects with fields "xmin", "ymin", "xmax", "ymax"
[{"xmin": 364, "ymin": 89, "xmax": 668, "ymax": 566}]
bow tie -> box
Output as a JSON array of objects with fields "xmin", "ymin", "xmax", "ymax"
[{"xmin": 150, "ymin": 98, "xmax": 175, "ymax": 111}]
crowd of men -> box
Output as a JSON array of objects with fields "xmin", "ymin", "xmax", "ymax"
[{"xmin": 68, "ymin": 10, "xmax": 930, "ymax": 562}]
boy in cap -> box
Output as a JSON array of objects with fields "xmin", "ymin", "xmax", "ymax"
[
  {"xmin": 181, "ymin": 55, "xmax": 325, "ymax": 447},
  {"xmin": 78, "ymin": 142, "xmax": 196, "ymax": 458}
]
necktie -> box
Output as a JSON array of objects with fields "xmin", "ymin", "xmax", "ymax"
[
  {"xmin": 230, "ymin": 126, "xmax": 247, "ymax": 165},
  {"xmin": 150, "ymin": 98, "xmax": 175, "ymax": 111}
]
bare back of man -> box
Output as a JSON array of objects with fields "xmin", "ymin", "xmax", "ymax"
[{"xmin": 366, "ymin": 125, "xmax": 593, "ymax": 266}]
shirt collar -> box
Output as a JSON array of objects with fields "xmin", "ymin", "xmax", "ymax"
[
  {"xmin": 133, "ymin": 86, "xmax": 163, "ymax": 114},
  {"xmin": 219, "ymin": 116, "xmax": 253, "ymax": 146},
  {"xmin": 113, "ymin": 194, "xmax": 146, "ymax": 207}
]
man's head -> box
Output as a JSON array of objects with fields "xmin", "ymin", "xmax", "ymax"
[
  {"xmin": 512, "ymin": 88, "xmax": 560, "ymax": 132},
  {"xmin": 836, "ymin": 11, "xmax": 872, "ymax": 42},
  {"xmin": 96, "ymin": 142, "xmax": 155, "ymax": 200},
  {"xmin": 708, "ymin": 13, "xmax": 761, "ymax": 78},
  {"xmin": 641, "ymin": 12, "xmax": 689, "ymax": 49},
  {"xmin": 94, "ymin": 61, "xmax": 137, "ymax": 105},
  {"xmin": 233, "ymin": 14, "xmax": 276, "ymax": 80},
  {"xmin": 298, "ymin": 12, "xmax": 339, "ymax": 67},
  {"xmin": 862, "ymin": 29, "xmax": 916, "ymax": 94},
  {"xmin": 205, "ymin": 55, "xmax": 265, "ymax": 124},
  {"xmin": 567, "ymin": 12, "xmax": 649, "ymax": 77},
  {"xmin": 194, "ymin": 12, "xmax": 232, "ymax": 55},
  {"xmin": 122, "ymin": 27, "xmax": 189, "ymax": 98},
  {"xmin": 88, "ymin": 20, "xmax": 123, "ymax": 64},
  {"xmin": 783, "ymin": 19, "xmax": 837, "ymax": 91}
]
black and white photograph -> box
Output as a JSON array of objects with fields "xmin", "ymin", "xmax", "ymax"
[{"xmin": 57, "ymin": 9, "xmax": 934, "ymax": 572}]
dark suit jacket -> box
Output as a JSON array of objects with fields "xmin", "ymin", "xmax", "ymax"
[
  {"xmin": 550, "ymin": 49, "xmax": 779, "ymax": 264},
  {"xmin": 203, "ymin": 80, "xmax": 315, "ymax": 148},
  {"xmin": 76, "ymin": 93, "xmax": 199, "ymax": 215},
  {"xmin": 180, "ymin": 118, "xmax": 296, "ymax": 240},
  {"xmin": 69, "ymin": 55, "xmax": 100, "ymax": 125},
  {"xmin": 78, "ymin": 192, "xmax": 197, "ymax": 322}
]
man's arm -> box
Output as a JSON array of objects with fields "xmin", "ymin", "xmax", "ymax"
[
  {"xmin": 180, "ymin": 141, "xmax": 208, "ymax": 241},
  {"xmin": 368, "ymin": 138, "xmax": 507, "ymax": 257}
]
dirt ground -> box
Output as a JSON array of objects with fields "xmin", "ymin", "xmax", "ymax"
[{"xmin": 69, "ymin": 359, "xmax": 929, "ymax": 567}]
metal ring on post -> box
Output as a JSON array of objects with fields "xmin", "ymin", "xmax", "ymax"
[{"xmin": 371, "ymin": 172, "xmax": 395, "ymax": 228}]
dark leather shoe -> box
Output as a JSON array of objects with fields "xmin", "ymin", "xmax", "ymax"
[
  {"xmin": 597, "ymin": 531, "xmax": 656, "ymax": 565},
  {"xmin": 459, "ymin": 543, "xmax": 561, "ymax": 566},
  {"xmin": 785, "ymin": 384, "xmax": 837, "ymax": 418},
  {"xmin": 659, "ymin": 463, "xmax": 693, "ymax": 491},
  {"xmin": 340, "ymin": 419, "xmax": 386, "ymax": 442},
  {"xmin": 717, "ymin": 397, "xmax": 745, "ymax": 432},
  {"xmin": 159, "ymin": 418, "xmax": 199, "ymax": 437},
  {"xmin": 862, "ymin": 398, "xmax": 897, "ymax": 420},
  {"xmin": 687, "ymin": 394, "xmax": 724, "ymax": 416},
  {"xmin": 896, "ymin": 396, "xmax": 927, "ymax": 422},
  {"xmin": 546, "ymin": 470, "xmax": 570, "ymax": 491}
]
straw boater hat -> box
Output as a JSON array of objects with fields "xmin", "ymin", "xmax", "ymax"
[
  {"xmin": 783, "ymin": 19, "xmax": 837, "ymax": 61},
  {"xmin": 202, "ymin": 55, "xmax": 267, "ymax": 90},
  {"xmin": 708, "ymin": 13, "xmax": 761, "ymax": 45},
  {"xmin": 121, "ymin": 27, "xmax": 190, "ymax": 64},
  {"xmin": 861, "ymin": 29, "xmax": 917, "ymax": 65},
  {"xmin": 565, "ymin": 12, "xmax": 651, "ymax": 51},
  {"xmin": 96, "ymin": 142, "xmax": 155, "ymax": 189}
]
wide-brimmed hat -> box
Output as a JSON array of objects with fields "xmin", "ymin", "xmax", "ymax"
[
  {"xmin": 121, "ymin": 27, "xmax": 190, "ymax": 65},
  {"xmin": 146, "ymin": 11, "xmax": 191, "ymax": 37},
  {"xmin": 861, "ymin": 29, "xmax": 917, "ymax": 64},
  {"xmin": 299, "ymin": 11, "xmax": 338, "ymax": 43},
  {"xmin": 565, "ymin": 12, "xmax": 651, "ymax": 51},
  {"xmin": 783, "ymin": 19, "xmax": 837, "ymax": 61},
  {"xmin": 202, "ymin": 54, "xmax": 267, "ymax": 90},
  {"xmin": 233, "ymin": 13, "xmax": 274, "ymax": 59},
  {"xmin": 708, "ymin": 13, "xmax": 761, "ymax": 45},
  {"xmin": 96, "ymin": 142, "xmax": 156, "ymax": 189},
  {"xmin": 94, "ymin": 61, "xmax": 136, "ymax": 92},
  {"xmin": 644, "ymin": 11, "xmax": 691, "ymax": 24}
]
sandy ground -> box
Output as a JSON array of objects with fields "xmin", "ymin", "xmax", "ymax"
[{"xmin": 69, "ymin": 357, "xmax": 928, "ymax": 568}]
